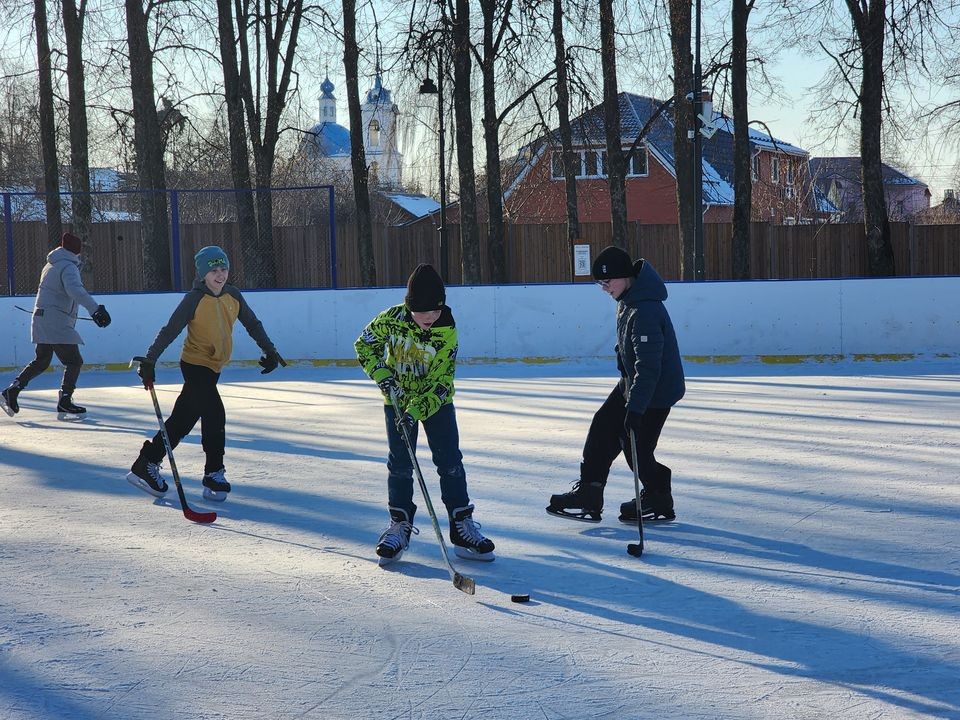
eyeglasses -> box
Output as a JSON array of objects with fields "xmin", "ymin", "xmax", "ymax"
[{"xmin": 595, "ymin": 279, "xmax": 613, "ymax": 287}]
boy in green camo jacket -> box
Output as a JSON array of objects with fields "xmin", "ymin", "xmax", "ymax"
[{"xmin": 355, "ymin": 263, "xmax": 495, "ymax": 566}]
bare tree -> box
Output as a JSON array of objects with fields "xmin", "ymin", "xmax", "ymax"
[
  {"xmin": 668, "ymin": 0, "xmax": 694, "ymax": 279},
  {"xmin": 215, "ymin": 0, "xmax": 258, "ymax": 282},
  {"xmin": 234, "ymin": 0, "xmax": 306, "ymax": 288},
  {"xmin": 342, "ymin": 0, "xmax": 375, "ymax": 286},
  {"xmin": 841, "ymin": 0, "xmax": 893, "ymax": 276},
  {"xmin": 61, "ymin": 0, "xmax": 94, "ymax": 281},
  {"xmin": 125, "ymin": 0, "xmax": 172, "ymax": 289},
  {"xmin": 450, "ymin": 0, "xmax": 481, "ymax": 283},
  {"xmin": 730, "ymin": 0, "xmax": 754, "ymax": 280},
  {"xmin": 599, "ymin": 0, "xmax": 627, "ymax": 249},
  {"xmin": 552, "ymin": 0, "xmax": 579, "ymax": 277},
  {"xmin": 34, "ymin": 0, "xmax": 62, "ymax": 247}
]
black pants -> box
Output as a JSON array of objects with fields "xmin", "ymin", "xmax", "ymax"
[
  {"xmin": 16, "ymin": 344, "xmax": 84, "ymax": 394},
  {"xmin": 143, "ymin": 361, "xmax": 225, "ymax": 473},
  {"xmin": 580, "ymin": 384, "xmax": 672, "ymax": 494}
]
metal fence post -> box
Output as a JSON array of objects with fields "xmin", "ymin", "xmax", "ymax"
[
  {"xmin": 3, "ymin": 193, "xmax": 13, "ymax": 295},
  {"xmin": 328, "ymin": 185, "xmax": 337, "ymax": 289},
  {"xmin": 170, "ymin": 189, "xmax": 182, "ymax": 291}
]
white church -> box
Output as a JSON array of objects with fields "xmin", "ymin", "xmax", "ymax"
[{"xmin": 301, "ymin": 74, "xmax": 403, "ymax": 187}]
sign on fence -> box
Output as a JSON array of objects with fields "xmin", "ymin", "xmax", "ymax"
[{"xmin": 574, "ymin": 244, "xmax": 592, "ymax": 276}]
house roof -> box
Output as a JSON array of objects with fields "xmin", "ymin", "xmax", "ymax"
[
  {"xmin": 808, "ymin": 157, "xmax": 927, "ymax": 188},
  {"xmin": 510, "ymin": 92, "xmax": 811, "ymax": 208},
  {"xmin": 381, "ymin": 192, "xmax": 440, "ymax": 219}
]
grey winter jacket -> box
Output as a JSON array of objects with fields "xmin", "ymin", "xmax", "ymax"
[
  {"xmin": 30, "ymin": 247, "xmax": 100, "ymax": 345},
  {"xmin": 616, "ymin": 259, "xmax": 685, "ymax": 413}
]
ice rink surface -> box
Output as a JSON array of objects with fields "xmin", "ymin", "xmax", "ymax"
[{"xmin": 1, "ymin": 359, "xmax": 958, "ymax": 719}]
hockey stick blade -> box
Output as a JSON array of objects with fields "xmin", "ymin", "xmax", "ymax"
[
  {"xmin": 453, "ymin": 572, "xmax": 476, "ymax": 595},
  {"xmin": 182, "ymin": 504, "xmax": 217, "ymax": 524}
]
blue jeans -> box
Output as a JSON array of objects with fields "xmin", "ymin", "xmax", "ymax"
[{"xmin": 384, "ymin": 402, "xmax": 469, "ymax": 521}]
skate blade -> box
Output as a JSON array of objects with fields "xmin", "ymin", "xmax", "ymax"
[
  {"xmin": 377, "ymin": 549, "xmax": 403, "ymax": 566},
  {"xmin": 57, "ymin": 411, "xmax": 86, "ymax": 422},
  {"xmin": 202, "ymin": 487, "xmax": 229, "ymax": 502},
  {"xmin": 453, "ymin": 545, "xmax": 495, "ymax": 562},
  {"xmin": 545, "ymin": 506, "xmax": 602, "ymax": 523},
  {"xmin": 125, "ymin": 471, "xmax": 168, "ymax": 498},
  {"xmin": 619, "ymin": 514, "xmax": 675, "ymax": 525},
  {"xmin": 0, "ymin": 402, "xmax": 15, "ymax": 417}
]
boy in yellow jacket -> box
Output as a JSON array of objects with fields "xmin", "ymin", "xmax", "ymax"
[{"xmin": 126, "ymin": 246, "xmax": 284, "ymax": 501}]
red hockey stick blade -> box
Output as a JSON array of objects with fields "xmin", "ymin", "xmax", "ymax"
[{"xmin": 183, "ymin": 506, "xmax": 217, "ymax": 524}]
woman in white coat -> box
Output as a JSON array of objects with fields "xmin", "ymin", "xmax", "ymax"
[{"xmin": 1, "ymin": 232, "xmax": 111, "ymax": 419}]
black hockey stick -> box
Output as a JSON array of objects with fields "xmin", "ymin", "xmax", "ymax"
[
  {"xmin": 627, "ymin": 428, "xmax": 645, "ymax": 557},
  {"xmin": 15, "ymin": 305, "xmax": 94, "ymax": 321},
  {"xmin": 390, "ymin": 388, "xmax": 475, "ymax": 595},
  {"xmin": 131, "ymin": 357, "xmax": 216, "ymax": 524}
]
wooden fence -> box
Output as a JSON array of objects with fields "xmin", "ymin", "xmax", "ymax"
[{"xmin": 3, "ymin": 220, "xmax": 958, "ymax": 294}]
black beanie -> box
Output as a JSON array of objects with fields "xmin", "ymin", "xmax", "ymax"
[
  {"xmin": 592, "ymin": 246, "xmax": 635, "ymax": 280},
  {"xmin": 405, "ymin": 263, "xmax": 446, "ymax": 312}
]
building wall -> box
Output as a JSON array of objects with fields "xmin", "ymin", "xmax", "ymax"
[
  {"xmin": 507, "ymin": 149, "xmax": 681, "ymax": 224},
  {"xmin": 2, "ymin": 277, "xmax": 957, "ymax": 369}
]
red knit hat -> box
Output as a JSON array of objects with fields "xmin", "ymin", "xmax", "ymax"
[{"xmin": 61, "ymin": 232, "xmax": 82, "ymax": 255}]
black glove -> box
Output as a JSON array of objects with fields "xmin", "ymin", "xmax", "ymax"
[
  {"xmin": 259, "ymin": 349, "xmax": 286, "ymax": 374},
  {"xmin": 92, "ymin": 305, "xmax": 111, "ymax": 328},
  {"xmin": 377, "ymin": 376, "xmax": 404, "ymax": 403},
  {"xmin": 395, "ymin": 411, "xmax": 416, "ymax": 434},
  {"xmin": 137, "ymin": 359, "xmax": 155, "ymax": 389},
  {"xmin": 624, "ymin": 410, "xmax": 644, "ymax": 437}
]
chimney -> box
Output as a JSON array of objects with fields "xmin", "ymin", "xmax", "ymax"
[{"xmin": 945, "ymin": 189, "xmax": 955, "ymax": 201}]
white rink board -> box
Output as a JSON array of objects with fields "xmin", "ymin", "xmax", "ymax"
[{"xmin": 1, "ymin": 276, "xmax": 959, "ymax": 368}]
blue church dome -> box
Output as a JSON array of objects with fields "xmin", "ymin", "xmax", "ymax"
[
  {"xmin": 301, "ymin": 121, "xmax": 351, "ymax": 159},
  {"xmin": 320, "ymin": 76, "xmax": 335, "ymax": 98}
]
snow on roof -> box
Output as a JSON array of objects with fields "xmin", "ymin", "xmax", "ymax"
[
  {"xmin": 702, "ymin": 158, "xmax": 734, "ymax": 205},
  {"xmin": 712, "ymin": 118, "xmax": 806, "ymax": 155},
  {"xmin": 382, "ymin": 192, "xmax": 441, "ymax": 218}
]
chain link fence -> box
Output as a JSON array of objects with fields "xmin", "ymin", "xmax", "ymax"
[{"xmin": 2, "ymin": 185, "xmax": 335, "ymax": 295}]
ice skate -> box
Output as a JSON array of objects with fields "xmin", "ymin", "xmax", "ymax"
[
  {"xmin": 56, "ymin": 390, "xmax": 86, "ymax": 421},
  {"xmin": 1, "ymin": 382, "xmax": 21, "ymax": 416},
  {"xmin": 619, "ymin": 491, "xmax": 676, "ymax": 523},
  {"xmin": 126, "ymin": 442, "xmax": 169, "ymax": 497},
  {"xmin": 201, "ymin": 468, "xmax": 231, "ymax": 502},
  {"xmin": 376, "ymin": 507, "xmax": 418, "ymax": 566},
  {"xmin": 546, "ymin": 480, "xmax": 604, "ymax": 523},
  {"xmin": 449, "ymin": 505, "xmax": 495, "ymax": 562}
]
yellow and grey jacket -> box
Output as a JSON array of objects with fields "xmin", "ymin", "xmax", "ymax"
[{"xmin": 145, "ymin": 278, "xmax": 276, "ymax": 372}]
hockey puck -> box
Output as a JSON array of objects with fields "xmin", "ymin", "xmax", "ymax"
[{"xmin": 510, "ymin": 593, "xmax": 530, "ymax": 603}]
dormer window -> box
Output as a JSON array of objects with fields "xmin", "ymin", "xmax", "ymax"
[{"xmin": 368, "ymin": 119, "xmax": 381, "ymax": 147}]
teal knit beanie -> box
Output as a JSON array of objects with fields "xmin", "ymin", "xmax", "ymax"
[{"xmin": 195, "ymin": 246, "xmax": 229, "ymax": 277}]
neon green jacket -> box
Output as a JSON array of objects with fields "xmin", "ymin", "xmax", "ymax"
[{"xmin": 355, "ymin": 304, "xmax": 458, "ymax": 421}]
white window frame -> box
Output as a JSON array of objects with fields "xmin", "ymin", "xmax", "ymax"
[
  {"xmin": 625, "ymin": 145, "xmax": 649, "ymax": 177},
  {"xmin": 785, "ymin": 159, "xmax": 795, "ymax": 185},
  {"xmin": 771, "ymin": 156, "xmax": 780, "ymax": 185},
  {"xmin": 751, "ymin": 153, "xmax": 760, "ymax": 182}
]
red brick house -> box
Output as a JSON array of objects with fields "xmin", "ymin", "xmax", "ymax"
[{"xmin": 503, "ymin": 93, "xmax": 836, "ymax": 226}]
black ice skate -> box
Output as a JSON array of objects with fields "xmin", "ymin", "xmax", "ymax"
[
  {"xmin": 125, "ymin": 443, "xmax": 169, "ymax": 497},
  {"xmin": 201, "ymin": 468, "xmax": 231, "ymax": 502},
  {"xmin": 376, "ymin": 507, "xmax": 418, "ymax": 566},
  {"xmin": 546, "ymin": 480, "xmax": 604, "ymax": 523},
  {"xmin": 1, "ymin": 382, "xmax": 21, "ymax": 416},
  {"xmin": 619, "ymin": 491, "xmax": 676, "ymax": 523},
  {"xmin": 449, "ymin": 505, "xmax": 495, "ymax": 562},
  {"xmin": 56, "ymin": 391, "xmax": 86, "ymax": 421}
]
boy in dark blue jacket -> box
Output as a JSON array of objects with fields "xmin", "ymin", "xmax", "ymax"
[{"xmin": 547, "ymin": 246, "xmax": 685, "ymax": 524}]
